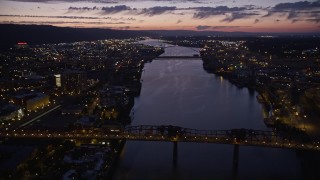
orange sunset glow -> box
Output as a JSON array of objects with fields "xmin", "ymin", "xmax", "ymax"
[{"xmin": 0, "ymin": 0, "xmax": 319, "ymax": 32}]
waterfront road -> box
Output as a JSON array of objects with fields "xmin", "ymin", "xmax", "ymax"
[
  {"xmin": 7, "ymin": 105, "xmax": 62, "ymax": 130},
  {"xmin": 18, "ymin": 105, "xmax": 62, "ymax": 128}
]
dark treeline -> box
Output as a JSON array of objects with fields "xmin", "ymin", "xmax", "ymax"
[
  {"xmin": 0, "ymin": 24, "xmax": 152, "ymax": 51},
  {"xmin": 162, "ymin": 35, "xmax": 320, "ymax": 58},
  {"xmin": 245, "ymin": 37, "xmax": 320, "ymax": 58},
  {"xmin": 1, "ymin": 24, "xmax": 319, "ymax": 52}
]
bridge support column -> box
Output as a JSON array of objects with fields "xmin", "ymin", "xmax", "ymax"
[
  {"xmin": 173, "ymin": 141, "xmax": 178, "ymax": 167},
  {"xmin": 232, "ymin": 144, "xmax": 239, "ymax": 179}
]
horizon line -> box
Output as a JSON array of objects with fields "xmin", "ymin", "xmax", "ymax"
[{"xmin": 1, "ymin": 23, "xmax": 320, "ymax": 35}]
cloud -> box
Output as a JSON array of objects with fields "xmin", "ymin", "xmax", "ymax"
[
  {"xmin": 287, "ymin": 11, "xmax": 299, "ymax": 19},
  {"xmin": 196, "ymin": 25, "xmax": 251, "ymax": 30},
  {"xmin": 138, "ymin": 6, "xmax": 176, "ymax": 16},
  {"xmin": 192, "ymin": 6, "xmax": 250, "ymax": 19},
  {"xmin": 0, "ymin": 14, "xmax": 138, "ymax": 26},
  {"xmin": 193, "ymin": 11, "xmax": 222, "ymax": 19},
  {"xmin": 291, "ymin": 19, "xmax": 301, "ymax": 23},
  {"xmin": 0, "ymin": 14, "xmax": 122, "ymax": 21},
  {"xmin": 306, "ymin": 18, "xmax": 320, "ymax": 23},
  {"xmin": 65, "ymin": 4, "xmax": 262, "ymax": 23},
  {"xmin": 273, "ymin": 1, "xmax": 320, "ymax": 11},
  {"xmin": 101, "ymin": 5, "xmax": 133, "ymax": 14},
  {"xmin": 114, "ymin": 26, "xmax": 140, "ymax": 30},
  {"xmin": 196, "ymin": 25, "xmax": 211, "ymax": 30},
  {"xmin": 10, "ymin": 0, "xmax": 118, "ymax": 3},
  {"xmin": 68, "ymin": 5, "xmax": 133, "ymax": 14},
  {"xmin": 120, "ymin": 17, "xmax": 136, "ymax": 21},
  {"xmin": 67, "ymin": 4, "xmax": 262, "ymax": 22},
  {"xmin": 211, "ymin": 25, "xmax": 251, "ymax": 29},
  {"xmin": 0, "ymin": 20, "xmax": 127, "ymax": 25},
  {"xmin": 188, "ymin": 0, "xmax": 210, "ymax": 4},
  {"xmin": 117, "ymin": 26, "xmax": 130, "ymax": 30},
  {"xmin": 69, "ymin": 6, "xmax": 98, "ymax": 11},
  {"xmin": 264, "ymin": 1, "xmax": 320, "ymax": 23},
  {"xmin": 194, "ymin": 6, "xmax": 250, "ymax": 12},
  {"xmin": 220, "ymin": 12, "xmax": 259, "ymax": 22},
  {"xmin": 68, "ymin": 5, "xmax": 177, "ymax": 16}
]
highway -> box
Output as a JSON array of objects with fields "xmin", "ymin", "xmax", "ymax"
[{"xmin": 18, "ymin": 105, "xmax": 62, "ymax": 128}]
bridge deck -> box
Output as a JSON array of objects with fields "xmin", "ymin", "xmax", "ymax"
[{"xmin": 1, "ymin": 125, "xmax": 319, "ymax": 151}]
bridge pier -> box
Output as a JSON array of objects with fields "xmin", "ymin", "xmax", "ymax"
[
  {"xmin": 173, "ymin": 141, "xmax": 178, "ymax": 167},
  {"xmin": 232, "ymin": 144, "xmax": 239, "ymax": 179}
]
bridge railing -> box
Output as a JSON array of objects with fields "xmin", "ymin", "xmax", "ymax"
[
  {"xmin": 123, "ymin": 126, "xmax": 313, "ymax": 145},
  {"xmin": 1, "ymin": 125, "xmax": 319, "ymax": 151}
]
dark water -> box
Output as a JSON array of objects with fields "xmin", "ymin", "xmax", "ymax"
[{"xmin": 113, "ymin": 40, "xmax": 301, "ymax": 180}]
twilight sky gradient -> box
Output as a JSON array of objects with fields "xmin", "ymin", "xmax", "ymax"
[{"xmin": 0, "ymin": 0, "xmax": 319, "ymax": 32}]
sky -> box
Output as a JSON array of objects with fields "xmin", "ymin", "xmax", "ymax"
[{"xmin": 0, "ymin": 0, "xmax": 319, "ymax": 32}]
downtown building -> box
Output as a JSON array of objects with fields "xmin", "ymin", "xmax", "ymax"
[{"xmin": 61, "ymin": 70, "xmax": 87, "ymax": 95}]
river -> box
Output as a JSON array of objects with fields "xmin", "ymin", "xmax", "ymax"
[{"xmin": 112, "ymin": 39, "xmax": 301, "ymax": 180}]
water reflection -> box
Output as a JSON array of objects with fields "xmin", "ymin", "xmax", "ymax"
[{"xmin": 112, "ymin": 40, "xmax": 301, "ymax": 180}]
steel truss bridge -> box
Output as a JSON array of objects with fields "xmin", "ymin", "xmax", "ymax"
[{"xmin": 1, "ymin": 125, "xmax": 319, "ymax": 151}]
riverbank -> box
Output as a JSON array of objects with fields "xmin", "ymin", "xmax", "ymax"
[
  {"xmin": 103, "ymin": 40, "xmax": 164, "ymax": 178},
  {"xmin": 201, "ymin": 55, "xmax": 314, "ymax": 140},
  {"xmin": 164, "ymin": 37, "xmax": 317, "ymax": 138},
  {"xmin": 105, "ymin": 140, "xmax": 126, "ymax": 179},
  {"xmin": 112, "ymin": 40, "xmax": 304, "ymax": 180}
]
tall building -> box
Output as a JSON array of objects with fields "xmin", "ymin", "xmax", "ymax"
[
  {"xmin": 12, "ymin": 93, "xmax": 49, "ymax": 111},
  {"xmin": 61, "ymin": 70, "xmax": 87, "ymax": 95},
  {"xmin": 54, "ymin": 74, "xmax": 62, "ymax": 87},
  {"xmin": 25, "ymin": 94, "xmax": 50, "ymax": 111},
  {"xmin": 0, "ymin": 104, "xmax": 24, "ymax": 121}
]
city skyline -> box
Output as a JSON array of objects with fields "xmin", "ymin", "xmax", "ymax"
[
  {"xmin": 0, "ymin": 0, "xmax": 319, "ymax": 32},
  {"xmin": 1, "ymin": 3, "xmax": 320, "ymax": 177}
]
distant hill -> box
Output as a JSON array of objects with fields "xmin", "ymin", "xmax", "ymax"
[
  {"xmin": 0, "ymin": 24, "xmax": 319, "ymax": 51},
  {"xmin": 144, "ymin": 30, "xmax": 256, "ymax": 37},
  {"xmin": 144, "ymin": 30, "xmax": 320, "ymax": 37},
  {"xmin": 0, "ymin": 24, "xmax": 152, "ymax": 51}
]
